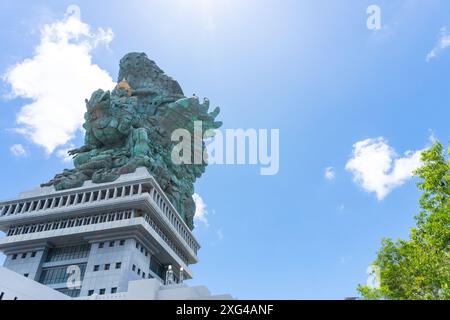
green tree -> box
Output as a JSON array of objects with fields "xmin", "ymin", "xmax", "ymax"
[{"xmin": 357, "ymin": 141, "xmax": 450, "ymax": 300}]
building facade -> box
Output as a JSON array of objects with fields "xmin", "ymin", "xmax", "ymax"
[{"xmin": 0, "ymin": 168, "xmax": 216, "ymax": 299}]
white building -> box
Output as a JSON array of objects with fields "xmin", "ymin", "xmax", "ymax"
[{"xmin": 0, "ymin": 168, "xmax": 231, "ymax": 300}]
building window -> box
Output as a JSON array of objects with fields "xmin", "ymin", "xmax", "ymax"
[
  {"xmin": 45, "ymin": 244, "xmax": 90, "ymax": 262},
  {"xmin": 24, "ymin": 273, "xmax": 29, "ymax": 278},
  {"xmin": 57, "ymin": 288, "xmax": 81, "ymax": 298},
  {"xmin": 12, "ymin": 254, "xmax": 17, "ymax": 260},
  {"xmin": 99, "ymin": 288, "xmax": 106, "ymax": 295},
  {"xmin": 150, "ymin": 257, "xmax": 164, "ymax": 280},
  {"xmin": 119, "ymin": 240, "xmax": 125, "ymax": 246},
  {"xmin": 115, "ymin": 262, "xmax": 121, "ymax": 269},
  {"xmin": 88, "ymin": 290, "xmax": 94, "ymax": 296},
  {"xmin": 104, "ymin": 264, "xmax": 110, "ymax": 271},
  {"xmin": 111, "ymin": 287, "xmax": 117, "ymax": 294},
  {"xmin": 21, "ymin": 253, "xmax": 27, "ymax": 259},
  {"xmin": 93, "ymin": 265, "xmax": 100, "ymax": 272},
  {"xmin": 142, "ymin": 273, "xmax": 145, "ymax": 278},
  {"xmin": 132, "ymin": 264, "xmax": 136, "ymax": 271},
  {"xmin": 31, "ymin": 252, "xmax": 36, "ymax": 258},
  {"xmin": 109, "ymin": 241, "xmax": 114, "ymax": 247},
  {"xmin": 137, "ymin": 269, "xmax": 141, "ymax": 276},
  {"xmin": 98, "ymin": 242, "xmax": 104, "ymax": 248},
  {"xmin": 135, "ymin": 242, "xmax": 139, "ymax": 249}
]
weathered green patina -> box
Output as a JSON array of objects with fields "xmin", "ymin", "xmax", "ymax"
[{"xmin": 42, "ymin": 53, "xmax": 222, "ymax": 229}]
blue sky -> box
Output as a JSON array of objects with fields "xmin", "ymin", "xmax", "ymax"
[{"xmin": 0, "ymin": 0, "xmax": 449, "ymax": 299}]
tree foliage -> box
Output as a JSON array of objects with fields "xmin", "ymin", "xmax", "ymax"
[{"xmin": 357, "ymin": 141, "xmax": 450, "ymax": 300}]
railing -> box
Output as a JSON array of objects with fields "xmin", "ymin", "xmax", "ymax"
[{"xmin": 0, "ymin": 179, "xmax": 200, "ymax": 254}]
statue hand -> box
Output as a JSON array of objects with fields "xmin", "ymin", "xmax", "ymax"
[
  {"xmin": 68, "ymin": 148, "xmax": 80, "ymax": 156},
  {"xmin": 68, "ymin": 145, "xmax": 92, "ymax": 156}
]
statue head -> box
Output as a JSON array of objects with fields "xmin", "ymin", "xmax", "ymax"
[
  {"xmin": 83, "ymin": 89, "xmax": 129, "ymax": 145},
  {"xmin": 115, "ymin": 79, "xmax": 132, "ymax": 97},
  {"xmin": 118, "ymin": 52, "xmax": 184, "ymax": 97}
]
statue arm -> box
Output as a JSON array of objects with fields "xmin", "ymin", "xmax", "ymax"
[
  {"xmin": 68, "ymin": 132, "xmax": 102, "ymax": 156},
  {"xmin": 68, "ymin": 145, "xmax": 91, "ymax": 156},
  {"xmin": 131, "ymin": 88, "xmax": 158, "ymax": 97}
]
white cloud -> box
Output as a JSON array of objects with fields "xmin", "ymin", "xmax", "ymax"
[
  {"xmin": 324, "ymin": 166, "xmax": 335, "ymax": 180},
  {"xmin": 345, "ymin": 137, "xmax": 423, "ymax": 200},
  {"xmin": 10, "ymin": 144, "xmax": 27, "ymax": 157},
  {"xmin": 426, "ymin": 27, "xmax": 450, "ymax": 61},
  {"xmin": 217, "ymin": 229, "xmax": 224, "ymax": 240},
  {"xmin": 193, "ymin": 193, "xmax": 209, "ymax": 226},
  {"xmin": 3, "ymin": 6, "xmax": 115, "ymax": 154}
]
